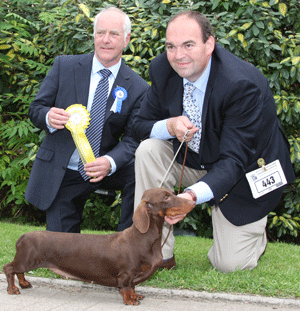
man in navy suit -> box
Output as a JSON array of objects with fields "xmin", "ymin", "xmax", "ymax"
[
  {"xmin": 132, "ymin": 11, "xmax": 295, "ymax": 272},
  {"xmin": 25, "ymin": 7, "xmax": 149, "ymax": 233}
]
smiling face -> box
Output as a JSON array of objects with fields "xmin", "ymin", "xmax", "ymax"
[
  {"xmin": 94, "ymin": 10, "xmax": 130, "ymax": 68},
  {"xmin": 165, "ymin": 15, "xmax": 215, "ymax": 82}
]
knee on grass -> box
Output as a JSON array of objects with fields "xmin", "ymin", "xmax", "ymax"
[{"xmin": 209, "ymin": 252, "xmax": 259, "ymax": 273}]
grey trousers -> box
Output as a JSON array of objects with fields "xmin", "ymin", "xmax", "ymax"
[{"xmin": 134, "ymin": 139, "xmax": 267, "ymax": 273}]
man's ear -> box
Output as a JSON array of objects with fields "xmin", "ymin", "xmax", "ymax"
[
  {"xmin": 205, "ymin": 35, "xmax": 215, "ymax": 55},
  {"xmin": 124, "ymin": 33, "xmax": 131, "ymax": 49}
]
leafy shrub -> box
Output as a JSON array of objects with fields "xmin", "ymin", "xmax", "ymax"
[
  {"xmin": 82, "ymin": 192, "xmax": 121, "ymax": 230},
  {"xmin": 0, "ymin": 0, "xmax": 299, "ymax": 241}
]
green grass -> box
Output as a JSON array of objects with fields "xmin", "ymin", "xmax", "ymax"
[{"xmin": 1, "ymin": 221, "xmax": 300, "ymax": 299}]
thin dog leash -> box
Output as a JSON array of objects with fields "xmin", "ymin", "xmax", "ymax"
[
  {"xmin": 161, "ymin": 130, "xmax": 190, "ymax": 249},
  {"xmin": 158, "ymin": 130, "xmax": 189, "ymax": 188}
]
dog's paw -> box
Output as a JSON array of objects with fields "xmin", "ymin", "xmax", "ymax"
[
  {"xmin": 121, "ymin": 288, "xmax": 144, "ymax": 305},
  {"xmin": 126, "ymin": 292, "xmax": 144, "ymax": 305},
  {"xmin": 19, "ymin": 281, "xmax": 32, "ymax": 289},
  {"xmin": 7, "ymin": 286, "xmax": 20, "ymax": 295}
]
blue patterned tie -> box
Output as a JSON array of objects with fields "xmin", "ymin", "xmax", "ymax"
[
  {"xmin": 182, "ymin": 82, "xmax": 202, "ymax": 153},
  {"xmin": 78, "ymin": 69, "xmax": 111, "ymax": 180}
]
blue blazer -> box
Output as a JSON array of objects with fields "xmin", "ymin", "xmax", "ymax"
[
  {"xmin": 25, "ymin": 53, "xmax": 149, "ymax": 211},
  {"xmin": 132, "ymin": 44, "xmax": 295, "ymax": 226}
]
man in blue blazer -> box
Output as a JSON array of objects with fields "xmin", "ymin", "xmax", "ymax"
[
  {"xmin": 132, "ymin": 11, "xmax": 295, "ymax": 272},
  {"xmin": 25, "ymin": 7, "xmax": 149, "ymax": 232}
]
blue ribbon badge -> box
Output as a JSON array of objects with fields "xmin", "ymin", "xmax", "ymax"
[{"xmin": 112, "ymin": 87, "xmax": 127, "ymax": 113}]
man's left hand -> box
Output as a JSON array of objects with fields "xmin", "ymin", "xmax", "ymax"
[
  {"xmin": 164, "ymin": 192, "xmax": 194, "ymax": 225},
  {"xmin": 84, "ymin": 157, "xmax": 111, "ymax": 183}
]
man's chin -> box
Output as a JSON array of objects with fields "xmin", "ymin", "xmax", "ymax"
[
  {"xmin": 174, "ymin": 67, "xmax": 191, "ymax": 79},
  {"xmin": 95, "ymin": 54, "xmax": 121, "ymax": 68}
]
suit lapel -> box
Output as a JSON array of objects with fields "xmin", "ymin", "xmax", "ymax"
[
  {"xmin": 74, "ymin": 54, "xmax": 94, "ymax": 107},
  {"xmin": 202, "ymin": 52, "xmax": 218, "ymax": 123},
  {"xmin": 105, "ymin": 60, "xmax": 131, "ymax": 119},
  {"xmin": 199, "ymin": 52, "xmax": 218, "ymax": 154}
]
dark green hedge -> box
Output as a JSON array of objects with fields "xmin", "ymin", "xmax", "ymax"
[{"xmin": 0, "ymin": 0, "xmax": 299, "ymax": 242}]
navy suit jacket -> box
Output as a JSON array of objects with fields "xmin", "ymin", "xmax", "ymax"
[
  {"xmin": 132, "ymin": 44, "xmax": 295, "ymax": 226},
  {"xmin": 25, "ymin": 53, "xmax": 149, "ymax": 211}
]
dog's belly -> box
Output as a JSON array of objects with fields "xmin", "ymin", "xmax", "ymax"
[{"xmin": 50, "ymin": 267, "xmax": 119, "ymax": 287}]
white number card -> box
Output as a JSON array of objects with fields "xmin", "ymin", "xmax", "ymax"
[{"xmin": 246, "ymin": 160, "xmax": 287, "ymax": 199}]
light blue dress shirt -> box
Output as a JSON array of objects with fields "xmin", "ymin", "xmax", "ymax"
[
  {"xmin": 46, "ymin": 54, "xmax": 121, "ymax": 175},
  {"xmin": 150, "ymin": 58, "xmax": 214, "ymax": 205}
]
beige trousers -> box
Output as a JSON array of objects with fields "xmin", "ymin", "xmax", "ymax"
[{"xmin": 134, "ymin": 139, "xmax": 267, "ymax": 273}]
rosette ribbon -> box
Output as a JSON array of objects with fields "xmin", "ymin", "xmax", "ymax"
[
  {"xmin": 111, "ymin": 87, "xmax": 127, "ymax": 113},
  {"xmin": 65, "ymin": 104, "xmax": 95, "ymax": 165}
]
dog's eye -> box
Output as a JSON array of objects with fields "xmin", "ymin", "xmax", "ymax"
[
  {"xmin": 165, "ymin": 193, "xmax": 170, "ymax": 199},
  {"xmin": 147, "ymin": 203, "xmax": 153, "ymax": 209}
]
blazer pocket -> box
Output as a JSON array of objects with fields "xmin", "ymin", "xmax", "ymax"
[{"xmin": 36, "ymin": 147, "xmax": 54, "ymax": 162}]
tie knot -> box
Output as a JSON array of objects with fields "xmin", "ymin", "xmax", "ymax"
[
  {"xmin": 99, "ymin": 69, "xmax": 111, "ymax": 79},
  {"xmin": 184, "ymin": 82, "xmax": 196, "ymax": 94}
]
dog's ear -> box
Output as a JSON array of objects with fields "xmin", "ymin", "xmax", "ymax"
[{"xmin": 133, "ymin": 201, "xmax": 150, "ymax": 234}]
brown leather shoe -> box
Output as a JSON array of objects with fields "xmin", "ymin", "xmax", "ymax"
[{"xmin": 160, "ymin": 255, "xmax": 176, "ymax": 270}]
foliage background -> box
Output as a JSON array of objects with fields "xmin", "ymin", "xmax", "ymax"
[{"xmin": 0, "ymin": 0, "xmax": 299, "ymax": 243}]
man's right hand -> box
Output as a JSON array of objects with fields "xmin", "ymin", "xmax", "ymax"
[
  {"xmin": 48, "ymin": 107, "xmax": 71, "ymax": 130},
  {"xmin": 167, "ymin": 116, "xmax": 199, "ymax": 142}
]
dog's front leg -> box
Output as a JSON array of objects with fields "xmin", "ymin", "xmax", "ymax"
[
  {"xmin": 132, "ymin": 256, "xmax": 163, "ymax": 286},
  {"xmin": 117, "ymin": 272, "xmax": 144, "ymax": 305},
  {"xmin": 119, "ymin": 287, "xmax": 144, "ymax": 305}
]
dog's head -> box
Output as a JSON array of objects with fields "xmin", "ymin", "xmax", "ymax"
[{"xmin": 133, "ymin": 188, "xmax": 196, "ymax": 234}]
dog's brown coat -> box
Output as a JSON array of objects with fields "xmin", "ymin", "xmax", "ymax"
[{"xmin": 3, "ymin": 188, "xmax": 195, "ymax": 305}]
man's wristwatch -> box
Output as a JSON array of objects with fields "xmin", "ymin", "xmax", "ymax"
[{"xmin": 183, "ymin": 189, "xmax": 197, "ymax": 202}]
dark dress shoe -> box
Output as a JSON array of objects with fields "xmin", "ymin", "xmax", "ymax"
[{"xmin": 160, "ymin": 255, "xmax": 176, "ymax": 270}]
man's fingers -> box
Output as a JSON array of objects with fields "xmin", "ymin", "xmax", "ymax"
[
  {"xmin": 164, "ymin": 214, "xmax": 186, "ymax": 225},
  {"xmin": 83, "ymin": 158, "xmax": 111, "ymax": 182},
  {"xmin": 49, "ymin": 108, "xmax": 70, "ymax": 126}
]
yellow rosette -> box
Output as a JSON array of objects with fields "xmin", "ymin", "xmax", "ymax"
[{"xmin": 65, "ymin": 104, "xmax": 95, "ymax": 165}]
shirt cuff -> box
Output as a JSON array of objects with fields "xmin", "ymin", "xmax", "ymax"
[
  {"xmin": 104, "ymin": 155, "xmax": 116, "ymax": 176},
  {"xmin": 187, "ymin": 181, "xmax": 214, "ymax": 205},
  {"xmin": 150, "ymin": 119, "xmax": 175, "ymax": 140},
  {"xmin": 46, "ymin": 111, "xmax": 57, "ymax": 133}
]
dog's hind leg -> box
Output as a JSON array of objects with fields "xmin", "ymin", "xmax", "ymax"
[
  {"xmin": 17, "ymin": 273, "xmax": 32, "ymax": 289},
  {"xmin": 3, "ymin": 263, "xmax": 20, "ymax": 295}
]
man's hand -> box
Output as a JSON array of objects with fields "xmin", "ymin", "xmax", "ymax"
[
  {"xmin": 165, "ymin": 213, "xmax": 186, "ymax": 225},
  {"xmin": 164, "ymin": 191, "xmax": 195, "ymax": 225},
  {"xmin": 84, "ymin": 157, "xmax": 111, "ymax": 183},
  {"xmin": 167, "ymin": 116, "xmax": 199, "ymax": 142},
  {"xmin": 48, "ymin": 107, "xmax": 70, "ymax": 130}
]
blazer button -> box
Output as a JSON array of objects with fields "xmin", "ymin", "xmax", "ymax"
[
  {"xmin": 220, "ymin": 194, "xmax": 228, "ymax": 202},
  {"xmin": 201, "ymin": 165, "xmax": 205, "ymax": 169}
]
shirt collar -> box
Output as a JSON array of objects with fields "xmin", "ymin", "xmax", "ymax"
[
  {"xmin": 183, "ymin": 57, "xmax": 212, "ymax": 93},
  {"xmin": 92, "ymin": 55, "xmax": 122, "ymax": 79}
]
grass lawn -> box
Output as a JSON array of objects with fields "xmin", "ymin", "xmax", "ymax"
[{"xmin": 1, "ymin": 221, "xmax": 300, "ymax": 299}]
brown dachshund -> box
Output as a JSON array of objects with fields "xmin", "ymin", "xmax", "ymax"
[{"xmin": 3, "ymin": 188, "xmax": 195, "ymax": 305}]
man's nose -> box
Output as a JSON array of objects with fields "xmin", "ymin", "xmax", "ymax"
[
  {"xmin": 174, "ymin": 46, "xmax": 186, "ymax": 59},
  {"xmin": 102, "ymin": 32, "xmax": 111, "ymax": 42}
]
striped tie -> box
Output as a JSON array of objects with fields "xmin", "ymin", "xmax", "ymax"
[
  {"xmin": 78, "ymin": 69, "xmax": 111, "ymax": 180},
  {"xmin": 182, "ymin": 82, "xmax": 202, "ymax": 153}
]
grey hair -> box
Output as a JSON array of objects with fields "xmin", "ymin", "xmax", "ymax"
[{"xmin": 93, "ymin": 6, "xmax": 131, "ymax": 41}]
